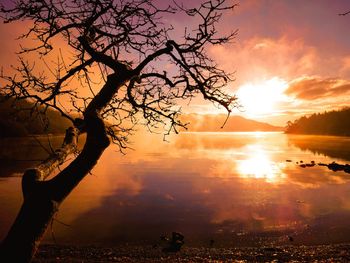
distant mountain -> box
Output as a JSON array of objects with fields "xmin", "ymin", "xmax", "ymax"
[
  {"xmin": 0, "ymin": 96, "xmax": 282, "ymax": 137},
  {"xmin": 285, "ymin": 108, "xmax": 350, "ymax": 136},
  {"xmin": 182, "ymin": 114, "xmax": 283, "ymax": 132},
  {"xmin": 0, "ymin": 96, "xmax": 71, "ymax": 137}
]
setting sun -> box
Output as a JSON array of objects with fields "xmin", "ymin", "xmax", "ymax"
[{"xmin": 236, "ymin": 77, "xmax": 288, "ymax": 118}]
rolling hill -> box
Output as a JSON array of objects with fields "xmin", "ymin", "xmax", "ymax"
[
  {"xmin": 182, "ymin": 114, "xmax": 283, "ymax": 132},
  {"xmin": 0, "ymin": 97, "xmax": 71, "ymax": 137},
  {"xmin": 0, "ymin": 96, "xmax": 283, "ymax": 137}
]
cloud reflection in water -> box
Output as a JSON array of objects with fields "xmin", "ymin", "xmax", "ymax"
[{"xmin": 2, "ymin": 132, "xmax": 350, "ymax": 247}]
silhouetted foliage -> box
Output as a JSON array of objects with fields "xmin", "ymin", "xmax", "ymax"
[{"xmin": 285, "ymin": 108, "xmax": 350, "ymax": 136}]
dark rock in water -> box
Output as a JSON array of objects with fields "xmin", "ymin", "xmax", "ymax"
[
  {"xmin": 288, "ymin": 235, "xmax": 294, "ymax": 242},
  {"xmin": 298, "ymin": 161, "xmax": 350, "ymax": 175},
  {"xmin": 305, "ymin": 163, "xmax": 315, "ymax": 167},
  {"xmin": 328, "ymin": 162, "xmax": 345, "ymax": 172},
  {"xmin": 298, "ymin": 160, "xmax": 315, "ymax": 168},
  {"xmin": 297, "ymin": 159, "xmax": 350, "ymax": 175},
  {"xmin": 162, "ymin": 232, "xmax": 184, "ymax": 253},
  {"xmin": 316, "ymin": 161, "xmax": 350, "ymax": 174}
]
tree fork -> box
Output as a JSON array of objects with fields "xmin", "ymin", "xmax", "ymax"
[
  {"xmin": 0, "ymin": 74, "xmax": 125, "ymax": 262},
  {"xmin": 0, "ymin": 127, "xmax": 78, "ymax": 262}
]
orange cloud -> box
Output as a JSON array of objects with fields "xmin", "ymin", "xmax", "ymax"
[
  {"xmin": 286, "ymin": 76, "xmax": 350, "ymax": 100},
  {"xmin": 205, "ymin": 34, "xmax": 350, "ymax": 125}
]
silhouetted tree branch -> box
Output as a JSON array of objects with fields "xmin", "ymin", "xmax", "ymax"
[{"xmin": 0, "ymin": 0, "xmax": 238, "ymax": 261}]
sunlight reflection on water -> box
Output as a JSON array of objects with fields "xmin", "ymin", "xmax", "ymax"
[
  {"xmin": 237, "ymin": 145, "xmax": 286, "ymax": 183},
  {"xmin": 1, "ymin": 132, "xmax": 350, "ymax": 247}
]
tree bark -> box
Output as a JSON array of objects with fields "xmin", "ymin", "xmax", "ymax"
[
  {"xmin": 0, "ymin": 73, "xmax": 128, "ymax": 262},
  {"xmin": 0, "ymin": 127, "xmax": 79, "ymax": 262}
]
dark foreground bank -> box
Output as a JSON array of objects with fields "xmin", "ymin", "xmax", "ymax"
[{"xmin": 33, "ymin": 244, "xmax": 350, "ymax": 262}]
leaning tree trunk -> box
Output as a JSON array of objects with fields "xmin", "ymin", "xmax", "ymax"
[{"xmin": 0, "ymin": 73, "xmax": 127, "ymax": 262}]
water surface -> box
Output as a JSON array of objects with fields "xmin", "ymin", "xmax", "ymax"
[{"xmin": 1, "ymin": 132, "xmax": 350, "ymax": 247}]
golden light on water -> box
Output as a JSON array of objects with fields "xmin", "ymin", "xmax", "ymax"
[{"xmin": 237, "ymin": 145, "xmax": 286, "ymax": 183}]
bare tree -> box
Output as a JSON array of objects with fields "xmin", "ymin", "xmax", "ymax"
[{"xmin": 0, "ymin": 0, "xmax": 238, "ymax": 261}]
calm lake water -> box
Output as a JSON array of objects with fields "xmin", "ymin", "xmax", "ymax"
[{"xmin": 1, "ymin": 132, "xmax": 350, "ymax": 247}]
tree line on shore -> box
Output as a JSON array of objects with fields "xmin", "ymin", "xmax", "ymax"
[
  {"xmin": 285, "ymin": 108, "xmax": 350, "ymax": 136},
  {"xmin": 0, "ymin": 96, "xmax": 70, "ymax": 137}
]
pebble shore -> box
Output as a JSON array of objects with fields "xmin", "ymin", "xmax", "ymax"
[{"xmin": 34, "ymin": 243, "xmax": 350, "ymax": 262}]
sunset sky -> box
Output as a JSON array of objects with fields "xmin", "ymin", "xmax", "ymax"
[
  {"xmin": 189, "ymin": 0, "xmax": 350, "ymax": 125},
  {"xmin": 0, "ymin": 0, "xmax": 350, "ymax": 126}
]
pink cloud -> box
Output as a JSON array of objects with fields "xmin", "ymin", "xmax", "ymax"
[{"xmin": 209, "ymin": 35, "xmax": 350, "ymax": 89}]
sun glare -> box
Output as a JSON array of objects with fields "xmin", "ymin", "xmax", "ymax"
[
  {"xmin": 237, "ymin": 145, "xmax": 285, "ymax": 183},
  {"xmin": 236, "ymin": 77, "xmax": 288, "ymax": 118}
]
